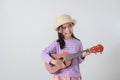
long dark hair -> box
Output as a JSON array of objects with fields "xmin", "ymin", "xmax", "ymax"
[{"xmin": 57, "ymin": 32, "xmax": 79, "ymax": 49}]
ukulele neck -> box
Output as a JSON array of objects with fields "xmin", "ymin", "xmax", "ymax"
[{"xmin": 64, "ymin": 49, "xmax": 89, "ymax": 61}]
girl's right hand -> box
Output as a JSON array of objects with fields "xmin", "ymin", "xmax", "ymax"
[
  {"xmin": 50, "ymin": 59, "xmax": 66, "ymax": 68},
  {"xmin": 50, "ymin": 59, "xmax": 57, "ymax": 64},
  {"xmin": 51, "ymin": 59, "xmax": 63, "ymax": 65}
]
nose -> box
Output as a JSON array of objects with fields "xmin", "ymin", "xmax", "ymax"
[{"xmin": 65, "ymin": 26, "xmax": 71, "ymax": 31}]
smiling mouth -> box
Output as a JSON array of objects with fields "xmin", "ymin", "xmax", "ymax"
[{"xmin": 65, "ymin": 32, "xmax": 72, "ymax": 34}]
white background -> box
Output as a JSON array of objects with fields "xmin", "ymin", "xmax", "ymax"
[{"xmin": 0, "ymin": 0, "xmax": 120, "ymax": 80}]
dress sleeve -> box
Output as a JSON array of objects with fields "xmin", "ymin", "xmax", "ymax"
[
  {"xmin": 78, "ymin": 40, "xmax": 85, "ymax": 64},
  {"xmin": 41, "ymin": 41, "xmax": 57, "ymax": 63}
]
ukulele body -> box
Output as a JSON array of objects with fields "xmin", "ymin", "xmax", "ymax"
[{"xmin": 45, "ymin": 52, "xmax": 72, "ymax": 74}]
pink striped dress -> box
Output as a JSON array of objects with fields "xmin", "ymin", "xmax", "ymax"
[{"xmin": 54, "ymin": 76, "xmax": 82, "ymax": 80}]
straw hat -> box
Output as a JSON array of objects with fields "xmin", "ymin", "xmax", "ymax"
[{"xmin": 54, "ymin": 14, "xmax": 76, "ymax": 30}]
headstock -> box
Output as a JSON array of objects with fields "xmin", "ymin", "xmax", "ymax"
[{"xmin": 89, "ymin": 44, "xmax": 104, "ymax": 54}]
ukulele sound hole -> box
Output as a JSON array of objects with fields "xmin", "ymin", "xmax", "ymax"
[
  {"xmin": 59, "ymin": 57, "xmax": 64, "ymax": 61},
  {"xmin": 59, "ymin": 57, "xmax": 66, "ymax": 65}
]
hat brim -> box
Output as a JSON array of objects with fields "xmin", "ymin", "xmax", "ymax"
[{"xmin": 54, "ymin": 19, "xmax": 76, "ymax": 31}]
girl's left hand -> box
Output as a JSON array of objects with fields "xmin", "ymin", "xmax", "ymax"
[{"xmin": 81, "ymin": 52, "xmax": 90, "ymax": 57}]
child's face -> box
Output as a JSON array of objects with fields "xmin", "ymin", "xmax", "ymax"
[{"xmin": 59, "ymin": 23, "xmax": 74, "ymax": 39}]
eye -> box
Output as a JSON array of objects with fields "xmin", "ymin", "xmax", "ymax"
[
  {"xmin": 62, "ymin": 26, "xmax": 66, "ymax": 29},
  {"xmin": 61, "ymin": 23, "xmax": 73, "ymax": 30},
  {"xmin": 69, "ymin": 23, "xmax": 74, "ymax": 27}
]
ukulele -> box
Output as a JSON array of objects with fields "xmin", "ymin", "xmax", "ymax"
[{"xmin": 45, "ymin": 44, "xmax": 104, "ymax": 74}]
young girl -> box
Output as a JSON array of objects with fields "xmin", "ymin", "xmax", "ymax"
[{"xmin": 41, "ymin": 14, "xmax": 89, "ymax": 80}]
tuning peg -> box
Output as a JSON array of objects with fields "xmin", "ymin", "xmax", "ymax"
[{"xmin": 95, "ymin": 53, "xmax": 97, "ymax": 55}]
